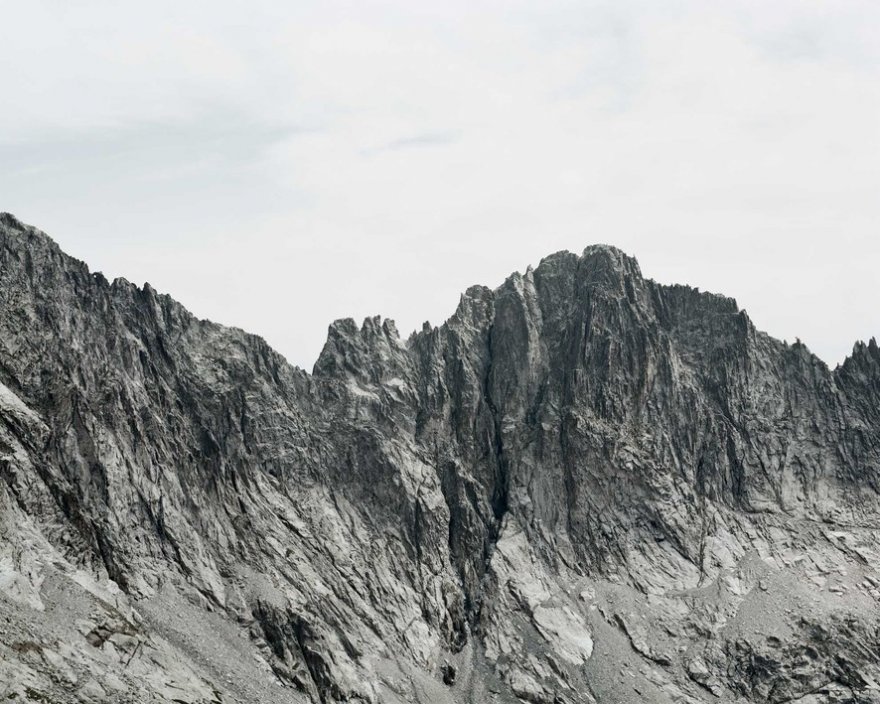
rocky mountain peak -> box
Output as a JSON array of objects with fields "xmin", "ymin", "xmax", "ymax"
[
  {"xmin": 314, "ymin": 315, "xmax": 410, "ymax": 387},
  {"xmin": 0, "ymin": 211, "xmax": 23, "ymax": 229},
  {"xmin": 3, "ymin": 214, "xmax": 880, "ymax": 704},
  {"xmin": 580, "ymin": 242, "xmax": 642, "ymax": 281}
]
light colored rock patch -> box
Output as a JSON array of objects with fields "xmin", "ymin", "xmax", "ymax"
[{"xmin": 532, "ymin": 604, "xmax": 593, "ymax": 664}]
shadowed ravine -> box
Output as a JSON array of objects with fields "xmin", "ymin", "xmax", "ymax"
[{"xmin": 2, "ymin": 211, "xmax": 880, "ymax": 703}]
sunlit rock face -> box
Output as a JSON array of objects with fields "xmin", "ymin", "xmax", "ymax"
[{"xmin": 3, "ymin": 211, "xmax": 880, "ymax": 703}]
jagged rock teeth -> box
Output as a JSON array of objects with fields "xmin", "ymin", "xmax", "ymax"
[{"xmin": 2, "ymin": 213, "xmax": 880, "ymax": 703}]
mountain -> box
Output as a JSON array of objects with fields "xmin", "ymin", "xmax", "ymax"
[{"xmin": 2, "ymin": 211, "xmax": 880, "ymax": 703}]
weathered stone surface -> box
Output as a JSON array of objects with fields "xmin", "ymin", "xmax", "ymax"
[{"xmin": 2, "ymin": 211, "xmax": 880, "ymax": 702}]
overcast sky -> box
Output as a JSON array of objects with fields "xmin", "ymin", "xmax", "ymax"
[{"xmin": 2, "ymin": 1, "xmax": 878, "ymax": 370}]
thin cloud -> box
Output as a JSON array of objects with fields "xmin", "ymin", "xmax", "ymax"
[
  {"xmin": 375, "ymin": 130, "xmax": 462, "ymax": 153},
  {"xmin": 357, "ymin": 130, "xmax": 463, "ymax": 158}
]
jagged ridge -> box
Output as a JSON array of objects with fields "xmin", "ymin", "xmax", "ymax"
[{"xmin": 2, "ymin": 213, "xmax": 880, "ymax": 703}]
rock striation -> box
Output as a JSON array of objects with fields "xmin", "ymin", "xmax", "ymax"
[{"xmin": 2, "ymin": 212, "xmax": 880, "ymax": 703}]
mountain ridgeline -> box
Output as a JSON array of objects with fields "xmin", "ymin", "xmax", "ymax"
[{"xmin": 2, "ymin": 211, "xmax": 880, "ymax": 703}]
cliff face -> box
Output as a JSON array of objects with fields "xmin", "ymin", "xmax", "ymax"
[{"xmin": 2, "ymin": 212, "xmax": 880, "ymax": 703}]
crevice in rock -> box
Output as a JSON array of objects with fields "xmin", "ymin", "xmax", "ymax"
[
  {"xmin": 292, "ymin": 616, "xmax": 342, "ymax": 704},
  {"xmin": 251, "ymin": 602, "xmax": 321, "ymax": 699},
  {"xmin": 484, "ymin": 326, "xmax": 509, "ymax": 526}
]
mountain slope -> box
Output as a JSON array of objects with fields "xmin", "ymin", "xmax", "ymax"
[{"xmin": 2, "ymin": 212, "xmax": 880, "ymax": 703}]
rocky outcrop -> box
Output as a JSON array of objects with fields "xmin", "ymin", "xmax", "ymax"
[{"xmin": 2, "ymin": 211, "xmax": 880, "ymax": 703}]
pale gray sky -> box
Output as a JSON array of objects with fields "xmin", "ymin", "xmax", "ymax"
[{"xmin": 2, "ymin": 0, "xmax": 878, "ymax": 370}]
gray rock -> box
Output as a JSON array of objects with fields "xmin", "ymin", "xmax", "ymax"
[{"xmin": 2, "ymin": 212, "xmax": 880, "ymax": 703}]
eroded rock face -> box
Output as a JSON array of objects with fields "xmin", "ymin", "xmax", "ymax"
[{"xmin": 2, "ymin": 211, "xmax": 880, "ymax": 703}]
